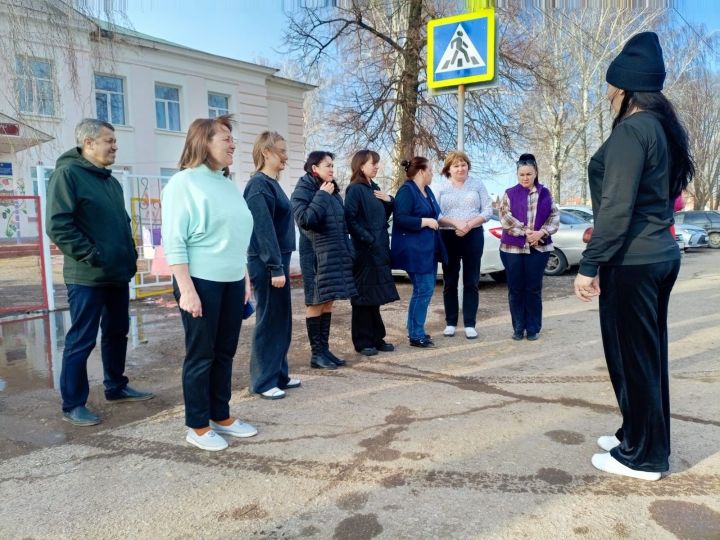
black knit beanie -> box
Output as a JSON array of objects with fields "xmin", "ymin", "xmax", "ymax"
[{"xmin": 606, "ymin": 32, "xmax": 666, "ymax": 92}]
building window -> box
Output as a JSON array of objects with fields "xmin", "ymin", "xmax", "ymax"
[
  {"xmin": 15, "ymin": 57, "xmax": 55, "ymax": 116},
  {"xmin": 208, "ymin": 93, "xmax": 229, "ymax": 118},
  {"xmin": 95, "ymin": 74, "xmax": 126, "ymax": 125},
  {"xmin": 155, "ymin": 84, "xmax": 181, "ymax": 131}
]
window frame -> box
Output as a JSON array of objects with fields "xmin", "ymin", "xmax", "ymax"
[
  {"xmin": 15, "ymin": 56, "xmax": 56, "ymax": 117},
  {"xmin": 94, "ymin": 73, "xmax": 127, "ymax": 125},
  {"xmin": 154, "ymin": 83, "xmax": 182, "ymax": 132},
  {"xmin": 207, "ymin": 92, "xmax": 230, "ymax": 118}
]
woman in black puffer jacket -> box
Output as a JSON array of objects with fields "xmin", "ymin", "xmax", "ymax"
[
  {"xmin": 344, "ymin": 150, "xmax": 399, "ymax": 356},
  {"xmin": 292, "ymin": 151, "xmax": 356, "ymax": 370}
]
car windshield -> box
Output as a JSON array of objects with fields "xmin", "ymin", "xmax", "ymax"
[{"xmin": 559, "ymin": 211, "xmax": 588, "ymax": 225}]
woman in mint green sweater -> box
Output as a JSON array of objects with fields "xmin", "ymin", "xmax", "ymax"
[{"xmin": 162, "ymin": 115, "xmax": 258, "ymax": 452}]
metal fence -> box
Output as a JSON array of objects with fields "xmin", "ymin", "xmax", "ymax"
[{"xmin": 0, "ymin": 195, "xmax": 49, "ymax": 315}]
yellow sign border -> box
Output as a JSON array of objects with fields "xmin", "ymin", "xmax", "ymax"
[{"xmin": 427, "ymin": 9, "xmax": 495, "ymax": 90}]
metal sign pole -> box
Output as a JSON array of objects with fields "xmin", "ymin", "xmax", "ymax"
[{"xmin": 457, "ymin": 84, "xmax": 465, "ymax": 151}]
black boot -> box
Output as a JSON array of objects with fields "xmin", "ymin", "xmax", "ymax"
[
  {"xmin": 320, "ymin": 312, "xmax": 346, "ymax": 366},
  {"xmin": 306, "ymin": 316, "xmax": 336, "ymax": 370}
]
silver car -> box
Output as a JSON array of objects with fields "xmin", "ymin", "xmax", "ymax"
[
  {"xmin": 544, "ymin": 211, "xmax": 594, "ymax": 276},
  {"xmin": 676, "ymin": 223, "xmax": 709, "ymax": 250}
]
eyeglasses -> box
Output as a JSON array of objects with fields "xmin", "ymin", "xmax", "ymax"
[{"xmin": 516, "ymin": 159, "xmax": 536, "ymax": 166}]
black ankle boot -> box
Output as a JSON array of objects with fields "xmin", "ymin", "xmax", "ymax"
[
  {"xmin": 306, "ymin": 316, "xmax": 336, "ymax": 370},
  {"xmin": 320, "ymin": 312, "xmax": 346, "ymax": 366}
]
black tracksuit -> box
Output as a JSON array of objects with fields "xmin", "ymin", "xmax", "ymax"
[{"xmin": 581, "ymin": 111, "xmax": 681, "ymax": 472}]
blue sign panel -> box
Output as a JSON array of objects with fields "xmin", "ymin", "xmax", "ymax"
[{"xmin": 427, "ymin": 10, "xmax": 495, "ymax": 90}]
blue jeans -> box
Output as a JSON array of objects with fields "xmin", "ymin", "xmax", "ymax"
[
  {"xmin": 500, "ymin": 250, "xmax": 550, "ymax": 335},
  {"xmin": 60, "ymin": 284, "xmax": 130, "ymax": 412},
  {"xmin": 407, "ymin": 272, "xmax": 436, "ymax": 340}
]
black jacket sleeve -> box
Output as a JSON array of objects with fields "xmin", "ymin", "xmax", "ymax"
[
  {"xmin": 579, "ymin": 122, "xmax": 645, "ymax": 277},
  {"xmin": 245, "ymin": 184, "xmax": 284, "ymax": 277},
  {"xmin": 292, "ymin": 179, "xmax": 330, "ymax": 232},
  {"xmin": 345, "ymin": 185, "xmax": 375, "ymax": 245}
]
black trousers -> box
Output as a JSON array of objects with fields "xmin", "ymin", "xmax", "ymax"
[
  {"xmin": 248, "ymin": 253, "xmax": 292, "ymax": 393},
  {"xmin": 351, "ymin": 304, "xmax": 386, "ymax": 350},
  {"xmin": 599, "ymin": 259, "xmax": 680, "ymax": 472},
  {"xmin": 441, "ymin": 227, "xmax": 484, "ymax": 327},
  {"xmin": 174, "ymin": 277, "xmax": 245, "ymax": 429}
]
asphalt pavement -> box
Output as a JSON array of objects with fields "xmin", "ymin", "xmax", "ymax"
[{"xmin": 0, "ymin": 250, "xmax": 718, "ymax": 539}]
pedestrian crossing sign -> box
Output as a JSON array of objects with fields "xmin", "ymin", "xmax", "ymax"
[{"xmin": 427, "ymin": 10, "xmax": 495, "ymax": 90}]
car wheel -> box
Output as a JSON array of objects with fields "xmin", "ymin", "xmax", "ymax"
[
  {"xmin": 489, "ymin": 271, "xmax": 506, "ymax": 283},
  {"xmin": 708, "ymin": 231, "xmax": 720, "ymax": 249},
  {"xmin": 545, "ymin": 250, "xmax": 568, "ymax": 276}
]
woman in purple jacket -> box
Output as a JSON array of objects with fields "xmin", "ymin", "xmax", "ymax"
[{"xmin": 498, "ymin": 154, "xmax": 559, "ymax": 341}]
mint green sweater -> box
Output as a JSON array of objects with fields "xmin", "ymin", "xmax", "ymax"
[{"xmin": 161, "ymin": 164, "xmax": 253, "ymax": 282}]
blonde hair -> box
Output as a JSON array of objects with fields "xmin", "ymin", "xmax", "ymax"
[
  {"xmin": 252, "ymin": 131, "xmax": 286, "ymax": 173},
  {"xmin": 178, "ymin": 115, "xmax": 233, "ymax": 177},
  {"xmin": 441, "ymin": 150, "xmax": 472, "ymax": 178}
]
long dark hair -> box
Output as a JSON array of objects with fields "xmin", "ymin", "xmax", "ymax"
[
  {"xmin": 613, "ymin": 91, "xmax": 694, "ymax": 198},
  {"xmin": 350, "ymin": 149, "xmax": 380, "ymax": 184}
]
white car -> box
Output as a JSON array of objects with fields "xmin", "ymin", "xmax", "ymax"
[{"xmin": 389, "ymin": 216, "xmax": 507, "ymax": 283}]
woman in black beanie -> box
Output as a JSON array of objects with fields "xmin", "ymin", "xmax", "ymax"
[{"xmin": 574, "ymin": 32, "xmax": 694, "ymax": 480}]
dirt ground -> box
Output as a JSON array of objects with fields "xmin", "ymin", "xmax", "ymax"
[{"xmin": 0, "ymin": 251, "xmax": 718, "ymax": 539}]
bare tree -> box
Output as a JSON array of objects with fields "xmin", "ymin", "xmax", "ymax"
[{"xmin": 284, "ymin": 0, "xmax": 530, "ymax": 188}]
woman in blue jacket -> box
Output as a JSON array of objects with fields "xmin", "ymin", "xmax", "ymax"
[{"xmin": 390, "ymin": 157, "xmax": 444, "ymax": 348}]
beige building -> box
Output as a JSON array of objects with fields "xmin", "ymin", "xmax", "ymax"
[{"xmin": 0, "ymin": 2, "xmax": 312, "ymax": 198}]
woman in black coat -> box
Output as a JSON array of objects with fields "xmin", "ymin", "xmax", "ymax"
[
  {"xmin": 291, "ymin": 151, "xmax": 356, "ymax": 370},
  {"xmin": 345, "ymin": 150, "xmax": 400, "ymax": 356}
]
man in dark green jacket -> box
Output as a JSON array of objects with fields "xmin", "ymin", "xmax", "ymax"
[{"xmin": 46, "ymin": 118, "xmax": 154, "ymax": 426}]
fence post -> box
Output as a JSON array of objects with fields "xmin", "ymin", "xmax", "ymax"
[
  {"xmin": 36, "ymin": 164, "xmax": 55, "ymax": 311},
  {"xmin": 121, "ymin": 170, "xmax": 137, "ymax": 300}
]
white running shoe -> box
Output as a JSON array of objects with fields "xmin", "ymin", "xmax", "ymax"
[
  {"xmin": 443, "ymin": 326, "xmax": 456, "ymax": 337},
  {"xmin": 464, "ymin": 327, "xmax": 478, "ymax": 339},
  {"xmin": 210, "ymin": 419, "xmax": 258, "ymax": 438},
  {"xmin": 591, "ymin": 452, "xmax": 661, "ymax": 481},
  {"xmin": 186, "ymin": 429, "xmax": 228, "ymax": 451},
  {"xmin": 597, "ymin": 435, "xmax": 621, "ymax": 451}
]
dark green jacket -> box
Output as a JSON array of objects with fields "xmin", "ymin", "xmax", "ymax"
[{"xmin": 46, "ymin": 148, "xmax": 137, "ymax": 286}]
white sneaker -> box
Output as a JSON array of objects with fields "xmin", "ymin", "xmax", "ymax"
[
  {"xmin": 443, "ymin": 326, "xmax": 456, "ymax": 337},
  {"xmin": 597, "ymin": 435, "xmax": 621, "ymax": 451},
  {"xmin": 464, "ymin": 327, "xmax": 478, "ymax": 339},
  {"xmin": 283, "ymin": 378, "xmax": 302, "ymax": 389},
  {"xmin": 259, "ymin": 387, "xmax": 286, "ymax": 400},
  {"xmin": 591, "ymin": 452, "xmax": 661, "ymax": 481},
  {"xmin": 210, "ymin": 419, "xmax": 258, "ymax": 438},
  {"xmin": 186, "ymin": 429, "xmax": 228, "ymax": 451}
]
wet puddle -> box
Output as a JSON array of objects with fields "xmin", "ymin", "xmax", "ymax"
[{"xmin": 0, "ymin": 302, "xmax": 178, "ymax": 396}]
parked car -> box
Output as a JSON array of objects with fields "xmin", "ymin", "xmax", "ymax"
[
  {"xmin": 560, "ymin": 205, "xmax": 594, "ymax": 223},
  {"xmin": 675, "ymin": 222, "xmax": 709, "ymax": 250},
  {"xmin": 488, "ymin": 210, "xmax": 592, "ymax": 277},
  {"xmin": 674, "ymin": 211, "xmax": 720, "ymax": 248},
  {"xmin": 389, "ymin": 216, "xmax": 507, "ymax": 283},
  {"xmin": 543, "ymin": 211, "xmax": 594, "ymax": 276}
]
